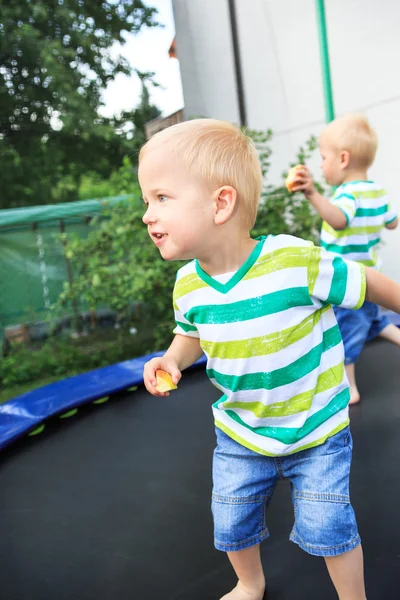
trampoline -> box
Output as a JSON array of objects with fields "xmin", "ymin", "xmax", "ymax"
[{"xmin": 1, "ymin": 339, "xmax": 399, "ymax": 600}]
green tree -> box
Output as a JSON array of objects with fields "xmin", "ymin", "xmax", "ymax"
[
  {"xmin": 113, "ymin": 71, "xmax": 162, "ymax": 156},
  {"xmin": 0, "ymin": 0, "xmax": 159, "ymax": 208},
  {"xmin": 77, "ymin": 78, "xmax": 161, "ymax": 200},
  {"xmin": 57, "ymin": 197, "xmax": 180, "ymax": 350},
  {"xmin": 78, "ymin": 155, "xmax": 140, "ymax": 200}
]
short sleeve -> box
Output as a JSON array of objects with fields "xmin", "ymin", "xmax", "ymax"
[
  {"xmin": 331, "ymin": 188, "xmax": 357, "ymax": 225},
  {"xmin": 172, "ymin": 284, "xmax": 200, "ymax": 338},
  {"xmin": 384, "ymin": 202, "xmax": 397, "ymax": 225},
  {"xmin": 308, "ymin": 244, "xmax": 366, "ymax": 309}
]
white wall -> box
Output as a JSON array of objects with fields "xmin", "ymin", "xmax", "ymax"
[
  {"xmin": 172, "ymin": 0, "xmax": 240, "ymax": 123},
  {"xmin": 325, "ymin": 0, "xmax": 400, "ymax": 279},
  {"xmin": 234, "ymin": 0, "xmax": 325, "ymax": 183},
  {"xmin": 172, "ymin": 0, "xmax": 400, "ymax": 280}
]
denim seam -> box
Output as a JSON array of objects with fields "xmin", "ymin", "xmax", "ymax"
[
  {"xmin": 211, "ymin": 493, "xmax": 269, "ymax": 505},
  {"xmin": 215, "ymin": 529, "xmax": 270, "ymax": 549},
  {"xmin": 294, "ymin": 492, "xmax": 350, "ymax": 504},
  {"xmin": 260, "ymin": 488, "xmax": 273, "ymax": 533},
  {"xmin": 290, "ymin": 531, "xmax": 360, "ymax": 552},
  {"xmin": 275, "ymin": 457, "xmax": 285, "ymax": 479},
  {"xmin": 292, "ymin": 486, "xmax": 298, "ymax": 534}
]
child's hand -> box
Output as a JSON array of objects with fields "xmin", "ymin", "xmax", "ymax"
[
  {"xmin": 289, "ymin": 166, "xmax": 316, "ymax": 198},
  {"xmin": 143, "ymin": 356, "xmax": 182, "ymax": 397}
]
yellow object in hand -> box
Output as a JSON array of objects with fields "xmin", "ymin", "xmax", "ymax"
[
  {"xmin": 155, "ymin": 369, "xmax": 178, "ymax": 392},
  {"xmin": 285, "ymin": 164, "xmax": 303, "ymax": 192}
]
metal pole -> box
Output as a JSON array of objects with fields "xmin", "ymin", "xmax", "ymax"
[
  {"xmin": 315, "ymin": 0, "xmax": 335, "ymax": 122},
  {"xmin": 227, "ymin": 0, "xmax": 247, "ymax": 127},
  {"xmin": 60, "ymin": 219, "xmax": 81, "ymax": 332}
]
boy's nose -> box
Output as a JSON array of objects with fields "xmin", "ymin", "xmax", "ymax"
[{"xmin": 142, "ymin": 207, "xmax": 156, "ymax": 225}]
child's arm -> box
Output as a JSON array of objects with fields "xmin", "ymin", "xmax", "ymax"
[
  {"xmin": 365, "ymin": 268, "xmax": 400, "ymax": 313},
  {"xmin": 143, "ymin": 334, "xmax": 203, "ymax": 397},
  {"xmin": 291, "ymin": 167, "xmax": 347, "ymax": 230},
  {"xmin": 383, "ymin": 201, "xmax": 398, "ymax": 230}
]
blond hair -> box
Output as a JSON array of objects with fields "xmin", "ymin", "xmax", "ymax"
[
  {"xmin": 139, "ymin": 119, "xmax": 263, "ymax": 230},
  {"xmin": 321, "ymin": 113, "xmax": 378, "ymax": 168}
]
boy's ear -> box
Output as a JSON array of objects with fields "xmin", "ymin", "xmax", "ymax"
[
  {"xmin": 213, "ymin": 186, "xmax": 237, "ymax": 225},
  {"xmin": 340, "ymin": 150, "xmax": 350, "ymax": 170}
]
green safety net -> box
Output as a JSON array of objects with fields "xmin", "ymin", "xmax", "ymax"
[
  {"xmin": 0, "ymin": 196, "xmax": 134, "ymax": 332},
  {"xmin": 0, "ymin": 196, "xmax": 129, "ymax": 229}
]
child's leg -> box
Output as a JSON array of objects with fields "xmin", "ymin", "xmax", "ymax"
[
  {"xmin": 333, "ymin": 305, "xmax": 373, "ymax": 405},
  {"xmin": 324, "ymin": 544, "xmax": 367, "ymax": 600},
  {"xmin": 345, "ymin": 363, "xmax": 361, "ymax": 405},
  {"xmin": 220, "ymin": 545, "xmax": 265, "ymax": 600},
  {"xmin": 286, "ymin": 427, "xmax": 365, "ymax": 598},
  {"xmin": 378, "ymin": 322, "xmax": 400, "ymax": 345},
  {"xmin": 212, "ymin": 428, "xmax": 276, "ymax": 600}
]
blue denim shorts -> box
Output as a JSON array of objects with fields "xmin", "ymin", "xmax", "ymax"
[
  {"xmin": 211, "ymin": 426, "xmax": 360, "ymax": 557},
  {"xmin": 334, "ymin": 301, "xmax": 389, "ymax": 364}
]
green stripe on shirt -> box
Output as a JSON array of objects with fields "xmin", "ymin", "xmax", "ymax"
[
  {"xmin": 335, "ymin": 193, "xmax": 355, "ymax": 201},
  {"xmin": 219, "ymin": 360, "xmax": 345, "ymax": 418},
  {"xmin": 327, "ymin": 257, "xmax": 348, "ymax": 305},
  {"xmin": 214, "ymin": 418, "xmax": 350, "ymax": 456},
  {"xmin": 355, "ymin": 204, "xmax": 388, "ymax": 217},
  {"xmin": 322, "ymin": 224, "xmax": 383, "ymax": 238},
  {"xmin": 218, "ymin": 386, "xmax": 350, "ymax": 444},
  {"xmin": 352, "ymin": 189, "xmax": 386, "ymax": 199},
  {"xmin": 200, "ymin": 305, "xmax": 331, "ymax": 359},
  {"xmin": 207, "ymin": 324, "xmax": 342, "ymax": 391},
  {"xmin": 174, "ymin": 272, "xmax": 208, "ymax": 301},
  {"xmin": 175, "ymin": 320, "xmax": 198, "ymax": 332},
  {"xmin": 320, "ymin": 238, "xmax": 380, "ymax": 254},
  {"xmin": 354, "ymin": 265, "xmax": 366, "ymax": 309},
  {"xmin": 243, "ymin": 246, "xmax": 310, "ymax": 281},
  {"xmin": 185, "ymin": 286, "xmax": 313, "ymax": 325}
]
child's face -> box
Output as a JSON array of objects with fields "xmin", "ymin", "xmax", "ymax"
[
  {"xmin": 139, "ymin": 148, "xmax": 216, "ymax": 261},
  {"xmin": 319, "ymin": 137, "xmax": 345, "ymax": 186}
]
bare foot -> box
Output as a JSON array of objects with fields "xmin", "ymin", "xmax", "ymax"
[{"xmin": 219, "ymin": 580, "xmax": 266, "ymax": 600}]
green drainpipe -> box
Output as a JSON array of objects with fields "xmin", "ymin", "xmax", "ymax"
[{"xmin": 315, "ymin": 0, "xmax": 335, "ymax": 122}]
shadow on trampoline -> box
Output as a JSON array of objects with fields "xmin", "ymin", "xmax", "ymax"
[{"xmin": 0, "ymin": 339, "xmax": 399, "ymax": 600}]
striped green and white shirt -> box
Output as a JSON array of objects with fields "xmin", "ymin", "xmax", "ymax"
[
  {"xmin": 320, "ymin": 180, "xmax": 397, "ymax": 268},
  {"xmin": 173, "ymin": 235, "xmax": 366, "ymax": 457}
]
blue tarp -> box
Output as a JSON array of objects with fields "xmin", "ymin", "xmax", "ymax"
[{"xmin": 0, "ymin": 352, "xmax": 207, "ymax": 451}]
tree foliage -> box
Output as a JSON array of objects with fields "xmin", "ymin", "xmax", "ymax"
[
  {"xmin": 57, "ymin": 197, "xmax": 180, "ymax": 350},
  {"xmin": 251, "ymin": 129, "xmax": 322, "ymax": 242},
  {"xmin": 0, "ymin": 0, "xmax": 159, "ymax": 207},
  {"xmin": 112, "ymin": 71, "xmax": 162, "ymax": 156}
]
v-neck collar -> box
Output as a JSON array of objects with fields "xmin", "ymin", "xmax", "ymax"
[
  {"xmin": 195, "ymin": 236, "xmax": 267, "ymax": 294},
  {"xmin": 341, "ymin": 180, "xmax": 374, "ymax": 186}
]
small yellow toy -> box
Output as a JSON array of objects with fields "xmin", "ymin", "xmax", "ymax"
[
  {"xmin": 285, "ymin": 164, "xmax": 304, "ymax": 192},
  {"xmin": 155, "ymin": 369, "xmax": 178, "ymax": 393}
]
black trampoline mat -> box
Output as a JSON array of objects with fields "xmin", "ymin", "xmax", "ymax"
[{"xmin": 1, "ymin": 339, "xmax": 400, "ymax": 600}]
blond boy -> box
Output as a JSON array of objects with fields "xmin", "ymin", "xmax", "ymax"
[
  {"xmin": 139, "ymin": 119, "xmax": 400, "ymax": 600},
  {"xmin": 292, "ymin": 114, "xmax": 399, "ymax": 404}
]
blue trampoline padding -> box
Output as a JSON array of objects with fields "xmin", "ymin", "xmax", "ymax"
[{"xmin": 0, "ymin": 352, "xmax": 207, "ymax": 451}]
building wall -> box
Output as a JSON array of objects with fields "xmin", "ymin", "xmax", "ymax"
[
  {"xmin": 172, "ymin": 0, "xmax": 400, "ymax": 281},
  {"xmin": 172, "ymin": 0, "xmax": 240, "ymax": 123},
  {"xmin": 145, "ymin": 109, "xmax": 184, "ymax": 139},
  {"xmin": 325, "ymin": 0, "xmax": 400, "ymax": 280}
]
